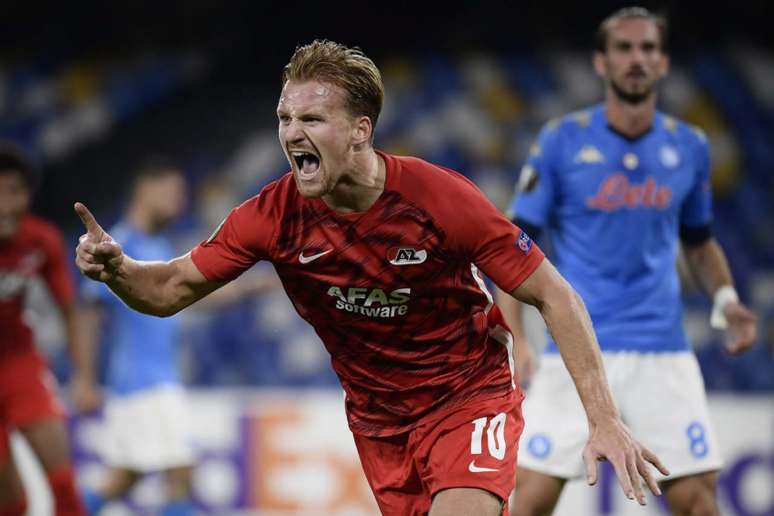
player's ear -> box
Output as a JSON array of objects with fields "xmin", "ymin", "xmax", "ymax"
[
  {"xmin": 352, "ymin": 115, "xmax": 373, "ymax": 147},
  {"xmin": 592, "ymin": 51, "xmax": 607, "ymax": 79}
]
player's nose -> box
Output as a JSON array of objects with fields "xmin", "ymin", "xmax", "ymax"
[{"xmin": 283, "ymin": 120, "xmax": 307, "ymax": 144}]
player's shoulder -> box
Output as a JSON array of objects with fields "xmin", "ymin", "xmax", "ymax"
[
  {"xmin": 657, "ymin": 111, "xmax": 708, "ymax": 148},
  {"xmin": 545, "ymin": 105, "xmax": 601, "ymax": 136},
  {"xmin": 389, "ymin": 153, "xmax": 478, "ymax": 196},
  {"xmin": 533, "ymin": 106, "xmax": 602, "ymax": 158}
]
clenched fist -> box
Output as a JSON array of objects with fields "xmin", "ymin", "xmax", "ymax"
[{"xmin": 74, "ymin": 202, "xmax": 124, "ymax": 282}]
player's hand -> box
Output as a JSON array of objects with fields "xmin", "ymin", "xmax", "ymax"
[
  {"xmin": 583, "ymin": 416, "xmax": 669, "ymax": 506},
  {"xmin": 723, "ymin": 302, "xmax": 757, "ymax": 355},
  {"xmin": 70, "ymin": 374, "xmax": 102, "ymax": 414},
  {"xmin": 74, "ymin": 202, "xmax": 124, "ymax": 282}
]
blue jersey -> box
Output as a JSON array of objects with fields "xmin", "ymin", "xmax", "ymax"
[
  {"xmin": 508, "ymin": 105, "xmax": 712, "ymax": 353},
  {"xmin": 82, "ymin": 221, "xmax": 181, "ymax": 395}
]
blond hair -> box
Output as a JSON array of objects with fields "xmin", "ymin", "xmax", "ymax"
[{"xmin": 282, "ymin": 40, "xmax": 384, "ymax": 131}]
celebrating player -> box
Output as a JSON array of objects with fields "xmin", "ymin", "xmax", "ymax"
[
  {"xmin": 74, "ymin": 40, "xmax": 667, "ymax": 516},
  {"xmin": 498, "ymin": 7, "xmax": 757, "ymax": 516},
  {"xmin": 73, "ymin": 158, "xmax": 195, "ymax": 516},
  {"xmin": 0, "ymin": 144, "xmax": 86, "ymax": 515}
]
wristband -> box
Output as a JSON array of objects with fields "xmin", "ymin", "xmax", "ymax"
[{"xmin": 710, "ymin": 285, "xmax": 739, "ymax": 330}]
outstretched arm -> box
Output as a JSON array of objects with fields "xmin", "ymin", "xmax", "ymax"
[
  {"xmin": 682, "ymin": 238, "xmax": 757, "ymax": 353},
  {"xmin": 74, "ymin": 203, "xmax": 226, "ymax": 317},
  {"xmin": 510, "ymin": 259, "xmax": 669, "ymax": 505}
]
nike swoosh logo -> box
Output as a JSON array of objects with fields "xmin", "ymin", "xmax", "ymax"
[
  {"xmin": 298, "ymin": 249, "xmax": 332, "ymax": 264},
  {"xmin": 468, "ymin": 460, "xmax": 498, "ymax": 473}
]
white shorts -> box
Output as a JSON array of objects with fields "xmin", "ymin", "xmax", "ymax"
[
  {"xmin": 519, "ymin": 352, "xmax": 722, "ymax": 481},
  {"xmin": 102, "ymin": 384, "xmax": 194, "ymax": 472}
]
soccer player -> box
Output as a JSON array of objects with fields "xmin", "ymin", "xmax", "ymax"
[
  {"xmin": 73, "ymin": 40, "xmax": 667, "ymax": 516},
  {"xmin": 73, "ymin": 158, "xmax": 195, "ymax": 515},
  {"xmin": 0, "ymin": 144, "xmax": 86, "ymax": 515},
  {"xmin": 497, "ymin": 7, "xmax": 758, "ymax": 516}
]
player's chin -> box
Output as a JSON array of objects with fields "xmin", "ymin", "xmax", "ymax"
[{"xmin": 293, "ymin": 172, "xmax": 328, "ymax": 199}]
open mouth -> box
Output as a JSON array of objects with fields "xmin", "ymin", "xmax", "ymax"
[{"xmin": 291, "ymin": 151, "xmax": 321, "ymax": 180}]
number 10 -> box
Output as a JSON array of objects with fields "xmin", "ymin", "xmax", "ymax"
[{"xmin": 470, "ymin": 413, "xmax": 507, "ymax": 460}]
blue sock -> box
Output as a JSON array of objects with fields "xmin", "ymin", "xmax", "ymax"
[
  {"xmin": 161, "ymin": 499, "xmax": 195, "ymax": 516},
  {"xmin": 81, "ymin": 488, "xmax": 106, "ymax": 515}
]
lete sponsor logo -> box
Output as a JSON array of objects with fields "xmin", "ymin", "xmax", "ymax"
[{"xmin": 586, "ymin": 173, "xmax": 672, "ymax": 212}]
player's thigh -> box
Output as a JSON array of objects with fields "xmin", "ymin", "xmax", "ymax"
[
  {"xmin": 511, "ymin": 467, "xmax": 566, "ymax": 516},
  {"xmin": 17, "ymin": 417, "xmax": 70, "ymax": 472},
  {"xmin": 662, "ymin": 470, "xmax": 719, "ymax": 516},
  {"xmin": 353, "ymin": 431, "xmax": 426, "ymax": 516},
  {"xmin": 416, "ymin": 392, "xmax": 523, "ymax": 512},
  {"xmin": 430, "ymin": 487, "xmax": 504, "ymax": 516},
  {"xmin": 518, "ymin": 354, "xmax": 588, "ymax": 479},
  {"xmin": 618, "ymin": 353, "xmax": 722, "ymax": 480},
  {"xmin": 0, "ymin": 429, "xmax": 24, "ymax": 505}
]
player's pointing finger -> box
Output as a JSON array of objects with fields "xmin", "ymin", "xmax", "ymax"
[{"xmin": 74, "ymin": 202, "xmax": 104, "ymax": 238}]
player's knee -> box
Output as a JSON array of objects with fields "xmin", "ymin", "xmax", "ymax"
[{"xmin": 0, "ymin": 496, "xmax": 28, "ymax": 516}]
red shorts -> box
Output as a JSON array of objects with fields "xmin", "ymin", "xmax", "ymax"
[
  {"xmin": 0, "ymin": 351, "xmax": 64, "ymax": 461},
  {"xmin": 354, "ymin": 390, "xmax": 524, "ymax": 516}
]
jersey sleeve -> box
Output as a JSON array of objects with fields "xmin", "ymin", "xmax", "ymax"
[
  {"xmin": 40, "ymin": 226, "xmax": 75, "ymax": 306},
  {"xmin": 506, "ymin": 122, "xmax": 561, "ymax": 227},
  {"xmin": 680, "ymin": 130, "xmax": 713, "ymax": 227},
  {"xmin": 440, "ymin": 173, "xmax": 545, "ymax": 293},
  {"xmin": 190, "ymin": 189, "xmax": 278, "ymax": 282}
]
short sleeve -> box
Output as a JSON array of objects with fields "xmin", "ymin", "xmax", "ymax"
[
  {"xmin": 680, "ymin": 132, "xmax": 713, "ymax": 227},
  {"xmin": 506, "ymin": 122, "xmax": 561, "ymax": 227},
  {"xmin": 441, "ymin": 174, "xmax": 545, "ymax": 293},
  {"xmin": 40, "ymin": 227, "xmax": 75, "ymax": 306},
  {"xmin": 190, "ymin": 190, "xmax": 277, "ymax": 282}
]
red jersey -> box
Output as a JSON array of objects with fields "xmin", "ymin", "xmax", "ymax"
[
  {"xmin": 0, "ymin": 215, "xmax": 74, "ymax": 359},
  {"xmin": 192, "ymin": 152, "xmax": 544, "ymax": 436}
]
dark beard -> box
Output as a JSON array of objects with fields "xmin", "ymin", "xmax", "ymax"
[{"xmin": 610, "ymin": 79, "xmax": 653, "ymax": 105}]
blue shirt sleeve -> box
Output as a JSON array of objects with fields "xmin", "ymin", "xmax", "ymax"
[
  {"xmin": 507, "ymin": 122, "xmax": 561, "ymax": 228},
  {"xmin": 680, "ymin": 130, "xmax": 713, "ymax": 227}
]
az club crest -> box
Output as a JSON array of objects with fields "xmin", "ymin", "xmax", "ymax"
[{"xmin": 388, "ymin": 248, "xmax": 427, "ymax": 265}]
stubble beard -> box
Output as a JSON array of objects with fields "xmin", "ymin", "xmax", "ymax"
[{"xmin": 610, "ymin": 77, "xmax": 655, "ymax": 105}]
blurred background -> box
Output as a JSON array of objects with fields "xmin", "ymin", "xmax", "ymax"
[{"xmin": 3, "ymin": 1, "xmax": 772, "ymax": 514}]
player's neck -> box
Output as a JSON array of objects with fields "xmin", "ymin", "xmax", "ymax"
[
  {"xmin": 322, "ymin": 150, "xmax": 385, "ymax": 214},
  {"xmin": 605, "ymin": 94, "xmax": 657, "ymax": 139}
]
